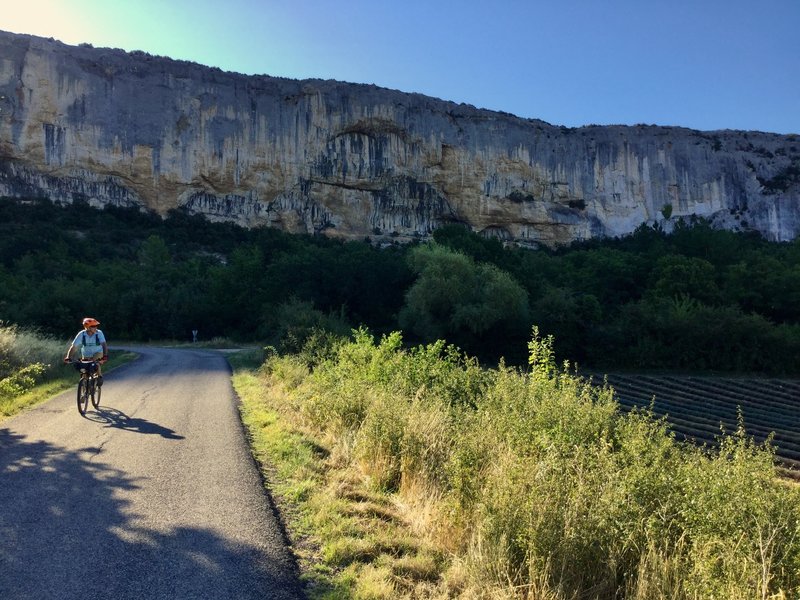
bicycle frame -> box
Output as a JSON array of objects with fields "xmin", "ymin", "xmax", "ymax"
[{"xmin": 74, "ymin": 360, "xmax": 101, "ymax": 415}]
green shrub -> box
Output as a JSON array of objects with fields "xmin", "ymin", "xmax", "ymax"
[
  {"xmin": 0, "ymin": 322, "xmax": 64, "ymax": 400},
  {"xmin": 266, "ymin": 297, "xmax": 352, "ymax": 355},
  {"xmin": 266, "ymin": 327, "xmax": 800, "ymax": 598},
  {"xmin": 459, "ymin": 331, "xmax": 800, "ymax": 597},
  {"xmin": 0, "ymin": 362, "xmax": 46, "ymax": 400},
  {"xmin": 355, "ymin": 392, "xmax": 407, "ymax": 491},
  {"xmin": 260, "ymin": 354, "xmax": 309, "ymax": 391}
]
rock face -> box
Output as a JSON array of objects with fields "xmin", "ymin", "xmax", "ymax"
[{"xmin": 1, "ymin": 30, "xmax": 798, "ymax": 246}]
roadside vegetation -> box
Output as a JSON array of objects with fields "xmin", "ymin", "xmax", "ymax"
[
  {"xmin": 234, "ymin": 330, "xmax": 800, "ymax": 599},
  {"xmin": 0, "ymin": 322, "xmax": 65, "ymax": 417}
]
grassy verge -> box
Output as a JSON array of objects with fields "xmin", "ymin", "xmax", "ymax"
[
  {"xmin": 231, "ymin": 329, "xmax": 800, "ymax": 599},
  {"xmin": 231, "ymin": 348, "xmax": 449, "ymax": 599}
]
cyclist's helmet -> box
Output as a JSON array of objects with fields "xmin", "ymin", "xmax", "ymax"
[{"xmin": 82, "ymin": 317, "xmax": 100, "ymax": 328}]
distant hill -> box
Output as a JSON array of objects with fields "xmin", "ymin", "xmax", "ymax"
[{"xmin": 0, "ymin": 29, "xmax": 798, "ymax": 246}]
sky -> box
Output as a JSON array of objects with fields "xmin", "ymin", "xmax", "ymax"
[{"xmin": 2, "ymin": 0, "xmax": 798, "ymax": 134}]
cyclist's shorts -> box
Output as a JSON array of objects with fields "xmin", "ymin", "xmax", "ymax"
[
  {"xmin": 81, "ymin": 351, "xmax": 104, "ymax": 361},
  {"xmin": 74, "ymin": 360, "xmax": 98, "ymax": 373}
]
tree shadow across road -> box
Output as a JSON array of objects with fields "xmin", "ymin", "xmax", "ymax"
[
  {"xmin": 0, "ymin": 428, "xmax": 304, "ymax": 600},
  {"xmin": 84, "ymin": 406, "xmax": 185, "ymax": 439}
]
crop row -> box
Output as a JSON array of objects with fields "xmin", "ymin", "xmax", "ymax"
[
  {"xmin": 605, "ymin": 377, "xmax": 800, "ymax": 443},
  {"xmin": 590, "ymin": 373, "xmax": 800, "ymax": 471}
]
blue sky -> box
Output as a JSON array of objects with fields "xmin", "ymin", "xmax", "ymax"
[{"xmin": 3, "ymin": 0, "xmax": 799, "ymax": 134}]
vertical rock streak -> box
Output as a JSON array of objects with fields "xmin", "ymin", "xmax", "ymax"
[{"xmin": 0, "ymin": 31, "xmax": 797, "ymax": 245}]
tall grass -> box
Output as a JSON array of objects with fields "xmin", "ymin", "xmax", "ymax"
[
  {"xmin": 0, "ymin": 323, "xmax": 66, "ymax": 410},
  {"xmin": 261, "ymin": 327, "xmax": 800, "ymax": 598}
]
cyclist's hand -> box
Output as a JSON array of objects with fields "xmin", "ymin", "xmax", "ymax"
[
  {"xmin": 63, "ymin": 357, "xmax": 71, "ymax": 364},
  {"xmin": 100, "ymin": 356, "xmax": 109, "ymax": 364}
]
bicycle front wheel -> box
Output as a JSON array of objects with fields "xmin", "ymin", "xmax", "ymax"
[
  {"xmin": 77, "ymin": 377, "xmax": 89, "ymax": 415},
  {"xmin": 91, "ymin": 377, "xmax": 100, "ymax": 408}
]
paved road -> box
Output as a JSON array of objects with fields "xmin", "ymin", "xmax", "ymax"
[{"xmin": 0, "ymin": 347, "xmax": 304, "ymax": 600}]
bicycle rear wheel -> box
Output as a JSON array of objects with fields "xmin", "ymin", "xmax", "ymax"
[
  {"xmin": 91, "ymin": 377, "xmax": 100, "ymax": 408},
  {"xmin": 77, "ymin": 377, "xmax": 89, "ymax": 415}
]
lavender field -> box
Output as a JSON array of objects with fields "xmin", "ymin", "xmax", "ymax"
[{"xmin": 597, "ymin": 373, "xmax": 800, "ymax": 471}]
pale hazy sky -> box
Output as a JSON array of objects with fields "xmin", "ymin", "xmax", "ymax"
[{"xmin": 3, "ymin": 0, "xmax": 798, "ymax": 134}]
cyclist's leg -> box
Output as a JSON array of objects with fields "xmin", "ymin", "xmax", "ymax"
[{"xmin": 90, "ymin": 351, "xmax": 104, "ymax": 382}]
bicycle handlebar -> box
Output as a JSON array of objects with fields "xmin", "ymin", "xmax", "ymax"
[{"xmin": 65, "ymin": 358, "xmax": 107, "ymax": 366}]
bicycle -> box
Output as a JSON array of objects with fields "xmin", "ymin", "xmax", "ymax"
[{"xmin": 69, "ymin": 359, "xmax": 104, "ymax": 415}]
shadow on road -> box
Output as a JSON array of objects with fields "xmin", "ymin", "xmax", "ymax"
[
  {"xmin": 0, "ymin": 428, "xmax": 304, "ymax": 599},
  {"xmin": 85, "ymin": 406, "xmax": 186, "ymax": 439}
]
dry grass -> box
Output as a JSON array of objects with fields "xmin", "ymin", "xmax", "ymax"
[
  {"xmin": 235, "ymin": 364, "xmax": 453, "ymax": 599},
  {"xmin": 233, "ymin": 333, "xmax": 800, "ymax": 599}
]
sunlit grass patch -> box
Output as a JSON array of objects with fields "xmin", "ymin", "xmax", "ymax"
[
  {"xmin": 1, "ymin": 377, "xmax": 69, "ymax": 417},
  {"xmin": 353, "ymin": 563, "xmax": 396, "ymax": 599},
  {"xmin": 234, "ymin": 360, "xmax": 448, "ymax": 599},
  {"xmin": 343, "ymin": 500, "xmax": 400, "ymax": 523},
  {"xmin": 322, "ymin": 536, "xmax": 388, "ymax": 566},
  {"xmin": 389, "ymin": 552, "xmax": 441, "ymax": 582}
]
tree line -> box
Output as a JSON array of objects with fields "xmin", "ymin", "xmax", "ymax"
[{"xmin": 1, "ymin": 196, "xmax": 799, "ymax": 373}]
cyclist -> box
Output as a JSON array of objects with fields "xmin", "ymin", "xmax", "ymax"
[{"xmin": 64, "ymin": 317, "xmax": 109, "ymax": 384}]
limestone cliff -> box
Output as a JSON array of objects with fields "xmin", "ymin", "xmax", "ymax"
[{"xmin": 1, "ymin": 30, "xmax": 798, "ymax": 246}]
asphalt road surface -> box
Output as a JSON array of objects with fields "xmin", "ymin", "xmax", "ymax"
[{"xmin": 0, "ymin": 347, "xmax": 304, "ymax": 600}]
